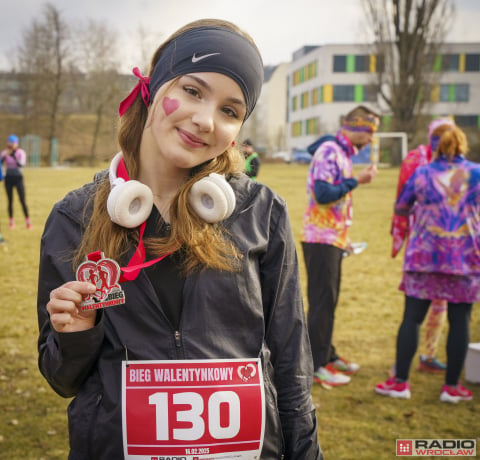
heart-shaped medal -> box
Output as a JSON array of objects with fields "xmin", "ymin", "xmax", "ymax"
[{"xmin": 76, "ymin": 253, "xmax": 125, "ymax": 311}]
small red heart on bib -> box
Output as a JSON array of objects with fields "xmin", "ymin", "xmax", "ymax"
[{"xmin": 241, "ymin": 366, "xmax": 253, "ymax": 379}]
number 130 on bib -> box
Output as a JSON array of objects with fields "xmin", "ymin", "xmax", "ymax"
[{"xmin": 122, "ymin": 359, "xmax": 265, "ymax": 459}]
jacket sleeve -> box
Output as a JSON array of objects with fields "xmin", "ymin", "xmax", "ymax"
[
  {"xmin": 391, "ymin": 149, "xmax": 422, "ymax": 257},
  {"xmin": 394, "ymin": 171, "xmax": 418, "ymax": 218},
  {"xmin": 261, "ymin": 199, "xmax": 323, "ymax": 460},
  {"xmin": 314, "ymin": 178, "xmax": 358, "ymax": 203},
  {"xmin": 37, "ymin": 199, "xmax": 105, "ymax": 398}
]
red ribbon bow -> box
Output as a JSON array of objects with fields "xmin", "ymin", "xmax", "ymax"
[{"xmin": 118, "ymin": 67, "xmax": 151, "ymax": 116}]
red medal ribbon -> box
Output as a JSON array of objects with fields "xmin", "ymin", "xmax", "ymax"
[{"xmin": 85, "ymin": 156, "xmax": 172, "ymax": 283}]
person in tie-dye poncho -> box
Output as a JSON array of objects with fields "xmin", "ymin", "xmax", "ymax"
[
  {"xmin": 376, "ymin": 125, "xmax": 480, "ymax": 403},
  {"xmin": 390, "ymin": 118, "xmax": 455, "ymax": 375}
]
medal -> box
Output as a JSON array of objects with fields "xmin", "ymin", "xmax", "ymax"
[{"xmin": 76, "ymin": 251, "xmax": 126, "ymax": 311}]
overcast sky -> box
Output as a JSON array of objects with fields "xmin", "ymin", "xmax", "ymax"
[{"xmin": 1, "ymin": 0, "xmax": 480, "ymax": 72}]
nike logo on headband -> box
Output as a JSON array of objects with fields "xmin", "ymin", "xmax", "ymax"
[{"xmin": 192, "ymin": 52, "xmax": 221, "ymax": 63}]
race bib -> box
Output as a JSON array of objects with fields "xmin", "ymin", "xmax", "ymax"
[{"xmin": 122, "ymin": 359, "xmax": 265, "ymax": 459}]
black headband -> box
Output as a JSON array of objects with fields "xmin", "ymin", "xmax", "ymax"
[{"xmin": 148, "ymin": 26, "xmax": 264, "ymax": 120}]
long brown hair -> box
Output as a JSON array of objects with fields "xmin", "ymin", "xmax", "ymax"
[{"xmin": 74, "ymin": 19, "xmax": 258, "ymax": 273}]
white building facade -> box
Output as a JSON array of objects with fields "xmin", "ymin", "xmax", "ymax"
[{"xmin": 286, "ymin": 42, "xmax": 480, "ymax": 152}]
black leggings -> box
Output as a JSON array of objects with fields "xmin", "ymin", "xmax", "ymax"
[
  {"xmin": 395, "ymin": 296, "xmax": 472, "ymax": 385},
  {"xmin": 5, "ymin": 174, "xmax": 29, "ymax": 219}
]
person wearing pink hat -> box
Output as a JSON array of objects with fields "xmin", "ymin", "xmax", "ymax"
[
  {"xmin": 389, "ymin": 118, "xmax": 455, "ymax": 376},
  {"xmin": 0, "ymin": 134, "xmax": 31, "ymax": 229}
]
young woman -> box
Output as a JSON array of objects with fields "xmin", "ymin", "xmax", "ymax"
[
  {"xmin": 376, "ymin": 125, "xmax": 480, "ymax": 403},
  {"xmin": 37, "ymin": 19, "xmax": 322, "ymax": 459},
  {"xmin": 0, "ymin": 134, "xmax": 31, "ymax": 229}
]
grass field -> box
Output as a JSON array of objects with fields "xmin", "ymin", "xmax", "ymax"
[{"xmin": 0, "ymin": 163, "xmax": 478, "ymax": 459}]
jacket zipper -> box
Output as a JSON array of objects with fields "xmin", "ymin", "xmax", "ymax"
[
  {"xmin": 174, "ymin": 330, "xmax": 181, "ymax": 347},
  {"xmin": 174, "ymin": 330, "xmax": 185, "ymax": 359}
]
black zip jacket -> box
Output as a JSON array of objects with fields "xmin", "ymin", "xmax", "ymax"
[{"xmin": 37, "ymin": 171, "xmax": 323, "ymax": 459}]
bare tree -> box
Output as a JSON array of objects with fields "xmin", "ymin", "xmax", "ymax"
[
  {"xmin": 135, "ymin": 24, "xmax": 162, "ymax": 73},
  {"xmin": 363, "ymin": 0, "xmax": 455, "ymax": 143},
  {"xmin": 16, "ymin": 3, "xmax": 70, "ymax": 164},
  {"xmin": 74, "ymin": 20, "xmax": 122, "ymax": 165}
]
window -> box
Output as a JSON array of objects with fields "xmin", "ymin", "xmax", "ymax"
[
  {"xmin": 439, "ymin": 84, "xmax": 469, "ymax": 102},
  {"xmin": 333, "ymin": 55, "xmax": 346, "ymax": 72},
  {"xmin": 306, "ymin": 118, "xmax": 318, "ymax": 135},
  {"xmin": 291, "ymin": 95, "xmax": 298, "ymax": 111},
  {"xmin": 455, "ymin": 84, "xmax": 469, "ymax": 102},
  {"xmin": 301, "ymin": 91, "xmax": 309, "ymax": 109},
  {"xmin": 355, "ymin": 55, "xmax": 369, "ymax": 72},
  {"xmin": 291, "ymin": 121, "xmax": 303, "ymax": 137},
  {"xmin": 333, "ymin": 85, "xmax": 355, "ymax": 101},
  {"xmin": 307, "ymin": 61, "xmax": 318, "ymax": 79},
  {"xmin": 442, "ymin": 54, "xmax": 459, "ymax": 72},
  {"xmin": 334, "ymin": 53, "xmax": 383, "ymax": 73},
  {"xmin": 455, "ymin": 115, "xmax": 478, "ymax": 127},
  {"xmin": 292, "ymin": 61, "xmax": 318, "ymax": 85},
  {"xmin": 311, "ymin": 87, "xmax": 322, "ymax": 105},
  {"xmin": 465, "ymin": 54, "xmax": 480, "ymax": 72},
  {"xmin": 292, "ymin": 70, "xmax": 300, "ymax": 86},
  {"xmin": 439, "ymin": 85, "xmax": 449, "ymax": 102},
  {"xmin": 364, "ymin": 84, "xmax": 378, "ymax": 102}
]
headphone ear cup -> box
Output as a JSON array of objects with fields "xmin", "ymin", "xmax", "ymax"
[
  {"xmin": 107, "ymin": 180, "xmax": 154, "ymax": 228},
  {"xmin": 206, "ymin": 173, "xmax": 236, "ymax": 217},
  {"xmin": 189, "ymin": 173, "xmax": 236, "ymax": 223}
]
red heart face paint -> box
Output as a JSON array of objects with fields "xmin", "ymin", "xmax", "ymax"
[{"xmin": 162, "ymin": 97, "xmax": 180, "ymax": 116}]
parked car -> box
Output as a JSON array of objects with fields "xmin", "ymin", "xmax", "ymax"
[{"xmin": 292, "ymin": 149, "xmax": 311, "ymax": 164}]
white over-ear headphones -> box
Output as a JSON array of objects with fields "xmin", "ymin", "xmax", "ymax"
[{"xmin": 107, "ymin": 152, "xmax": 236, "ymax": 228}]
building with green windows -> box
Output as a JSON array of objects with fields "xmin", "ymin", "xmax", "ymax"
[{"xmin": 287, "ymin": 42, "xmax": 480, "ymax": 151}]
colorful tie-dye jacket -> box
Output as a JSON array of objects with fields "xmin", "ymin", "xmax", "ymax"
[
  {"xmin": 301, "ymin": 131, "xmax": 355, "ymax": 249},
  {"xmin": 390, "ymin": 144, "xmax": 431, "ymax": 257},
  {"xmin": 395, "ymin": 155, "xmax": 480, "ymax": 276}
]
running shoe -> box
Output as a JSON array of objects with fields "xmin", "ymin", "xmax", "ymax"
[
  {"xmin": 329, "ymin": 357, "xmax": 360, "ymax": 375},
  {"xmin": 440, "ymin": 384, "xmax": 473, "ymax": 403},
  {"xmin": 9, "ymin": 218, "xmax": 14, "ymax": 229},
  {"xmin": 313, "ymin": 366, "xmax": 351, "ymax": 386},
  {"xmin": 375, "ymin": 377, "xmax": 411, "ymax": 399},
  {"xmin": 417, "ymin": 355, "xmax": 446, "ymax": 373}
]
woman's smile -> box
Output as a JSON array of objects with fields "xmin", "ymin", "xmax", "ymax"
[{"xmin": 177, "ymin": 127, "xmax": 208, "ymax": 148}]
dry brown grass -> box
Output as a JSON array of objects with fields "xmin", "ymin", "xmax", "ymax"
[{"xmin": 0, "ymin": 163, "xmax": 478, "ymax": 459}]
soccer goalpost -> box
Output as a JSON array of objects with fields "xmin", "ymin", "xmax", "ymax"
[{"xmin": 370, "ymin": 132, "xmax": 408, "ymax": 165}]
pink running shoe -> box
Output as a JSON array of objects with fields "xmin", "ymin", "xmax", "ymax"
[
  {"xmin": 440, "ymin": 384, "xmax": 473, "ymax": 403},
  {"xmin": 375, "ymin": 377, "xmax": 411, "ymax": 399}
]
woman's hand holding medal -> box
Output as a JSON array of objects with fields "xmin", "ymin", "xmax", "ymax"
[{"xmin": 47, "ymin": 281, "xmax": 97, "ymax": 333}]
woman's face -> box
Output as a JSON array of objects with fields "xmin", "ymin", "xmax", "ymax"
[{"xmin": 144, "ymin": 72, "xmax": 246, "ymax": 170}]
